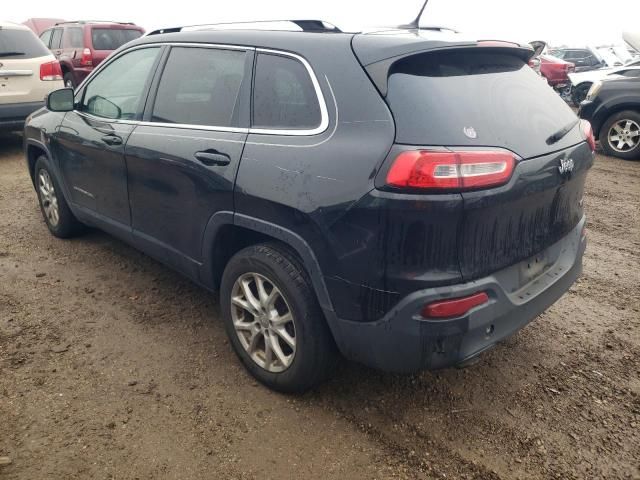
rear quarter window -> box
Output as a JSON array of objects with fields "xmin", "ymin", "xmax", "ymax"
[
  {"xmin": 252, "ymin": 53, "xmax": 321, "ymax": 130},
  {"xmin": 0, "ymin": 28, "xmax": 50, "ymax": 59},
  {"xmin": 91, "ymin": 28, "xmax": 142, "ymax": 50}
]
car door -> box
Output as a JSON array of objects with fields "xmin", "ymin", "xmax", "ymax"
[
  {"xmin": 60, "ymin": 27, "xmax": 84, "ymax": 78},
  {"xmin": 124, "ymin": 45, "xmax": 252, "ymax": 270},
  {"xmin": 55, "ymin": 46, "xmax": 162, "ymax": 225},
  {"xmin": 49, "ymin": 28, "xmax": 63, "ymax": 58},
  {"xmin": 39, "ymin": 29, "xmax": 53, "ymax": 49}
]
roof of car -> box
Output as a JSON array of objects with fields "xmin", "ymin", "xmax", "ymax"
[
  {"xmin": 0, "ymin": 21, "xmax": 30, "ymax": 30},
  {"xmin": 52, "ymin": 20, "xmax": 141, "ymax": 28},
  {"xmin": 131, "ymin": 26, "xmax": 505, "ymax": 66}
]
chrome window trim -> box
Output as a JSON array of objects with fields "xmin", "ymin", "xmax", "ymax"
[
  {"xmin": 250, "ymin": 48, "xmax": 329, "ymax": 137},
  {"xmin": 73, "ymin": 42, "xmax": 330, "ymax": 137},
  {"xmin": 75, "ymin": 111, "xmax": 249, "ymax": 134}
]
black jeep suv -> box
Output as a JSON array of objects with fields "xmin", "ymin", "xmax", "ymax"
[{"xmin": 23, "ymin": 22, "xmax": 594, "ymax": 392}]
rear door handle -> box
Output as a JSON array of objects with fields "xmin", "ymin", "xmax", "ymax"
[
  {"xmin": 101, "ymin": 135, "xmax": 123, "ymax": 146},
  {"xmin": 194, "ymin": 150, "xmax": 231, "ymax": 166}
]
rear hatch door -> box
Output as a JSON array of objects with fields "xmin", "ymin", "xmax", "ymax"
[
  {"xmin": 0, "ymin": 27, "xmax": 52, "ymax": 104},
  {"xmin": 373, "ymin": 46, "xmax": 593, "ymax": 280}
]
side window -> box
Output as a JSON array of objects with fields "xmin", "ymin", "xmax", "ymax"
[
  {"xmin": 81, "ymin": 47, "xmax": 160, "ymax": 120},
  {"xmin": 151, "ymin": 47, "xmax": 246, "ymax": 127},
  {"xmin": 50, "ymin": 28, "xmax": 63, "ymax": 49},
  {"xmin": 252, "ymin": 53, "xmax": 322, "ymax": 130},
  {"xmin": 39, "ymin": 30, "xmax": 52, "ymax": 48},
  {"xmin": 64, "ymin": 27, "xmax": 84, "ymax": 49}
]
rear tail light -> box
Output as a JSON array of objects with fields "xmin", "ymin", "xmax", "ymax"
[
  {"xmin": 421, "ymin": 292, "xmax": 489, "ymax": 319},
  {"xmin": 80, "ymin": 48, "xmax": 93, "ymax": 66},
  {"xmin": 581, "ymin": 120, "xmax": 596, "ymax": 152},
  {"xmin": 386, "ymin": 150, "xmax": 515, "ymax": 191},
  {"xmin": 40, "ymin": 61, "xmax": 63, "ymax": 81}
]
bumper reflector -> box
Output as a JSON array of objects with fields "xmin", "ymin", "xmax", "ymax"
[{"xmin": 421, "ymin": 292, "xmax": 489, "ymax": 319}]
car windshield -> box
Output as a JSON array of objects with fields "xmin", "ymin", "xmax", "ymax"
[
  {"xmin": 91, "ymin": 28, "xmax": 142, "ymax": 50},
  {"xmin": 0, "ymin": 28, "xmax": 50, "ymax": 59}
]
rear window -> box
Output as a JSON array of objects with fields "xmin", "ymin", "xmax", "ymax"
[
  {"xmin": 0, "ymin": 28, "xmax": 50, "ymax": 59},
  {"xmin": 386, "ymin": 50, "xmax": 578, "ymax": 159},
  {"xmin": 91, "ymin": 28, "xmax": 142, "ymax": 50},
  {"xmin": 64, "ymin": 27, "xmax": 84, "ymax": 48}
]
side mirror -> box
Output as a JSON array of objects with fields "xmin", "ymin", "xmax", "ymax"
[
  {"xmin": 86, "ymin": 95, "xmax": 121, "ymax": 120},
  {"xmin": 529, "ymin": 40, "xmax": 547, "ymax": 59},
  {"xmin": 46, "ymin": 88, "xmax": 75, "ymax": 112}
]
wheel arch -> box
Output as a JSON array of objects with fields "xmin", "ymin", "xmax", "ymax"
[
  {"xmin": 597, "ymin": 104, "xmax": 640, "ymax": 139},
  {"xmin": 200, "ymin": 212, "xmax": 336, "ymax": 317},
  {"xmin": 25, "ymin": 139, "xmax": 52, "ymax": 186}
]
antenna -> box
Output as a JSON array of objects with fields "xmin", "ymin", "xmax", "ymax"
[{"xmin": 399, "ymin": 0, "xmax": 430, "ymax": 29}]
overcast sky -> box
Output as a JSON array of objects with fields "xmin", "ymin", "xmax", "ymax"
[{"xmin": 5, "ymin": 0, "xmax": 635, "ymax": 47}]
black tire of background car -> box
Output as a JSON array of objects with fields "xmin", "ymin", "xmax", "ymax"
[
  {"xmin": 572, "ymin": 83, "xmax": 591, "ymax": 106},
  {"xmin": 600, "ymin": 110, "xmax": 640, "ymax": 160},
  {"xmin": 63, "ymin": 72, "xmax": 75, "ymax": 89},
  {"xmin": 34, "ymin": 156, "xmax": 85, "ymax": 238},
  {"xmin": 220, "ymin": 243, "xmax": 339, "ymax": 393}
]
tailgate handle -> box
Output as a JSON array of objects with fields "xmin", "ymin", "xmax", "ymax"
[
  {"xmin": 194, "ymin": 150, "xmax": 230, "ymax": 166},
  {"xmin": 101, "ymin": 134, "xmax": 123, "ymax": 146}
]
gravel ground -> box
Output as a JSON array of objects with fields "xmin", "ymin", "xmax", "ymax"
[{"xmin": 1, "ymin": 131, "xmax": 639, "ymax": 480}]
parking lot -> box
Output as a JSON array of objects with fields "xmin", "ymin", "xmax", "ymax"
[{"xmin": 0, "ymin": 130, "xmax": 638, "ymax": 479}]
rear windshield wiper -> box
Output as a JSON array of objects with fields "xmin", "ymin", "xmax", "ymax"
[
  {"xmin": 546, "ymin": 119, "xmax": 580, "ymax": 145},
  {"xmin": 0, "ymin": 51, "xmax": 26, "ymax": 57}
]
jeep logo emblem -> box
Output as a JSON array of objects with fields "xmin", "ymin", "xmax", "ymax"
[
  {"xmin": 463, "ymin": 126, "xmax": 477, "ymax": 139},
  {"xmin": 559, "ymin": 158, "xmax": 574, "ymax": 175}
]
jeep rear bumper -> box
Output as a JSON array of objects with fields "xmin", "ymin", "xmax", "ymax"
[{"xmin": 325, "ymin": 217, "xmax": 586, "ymax": 373}]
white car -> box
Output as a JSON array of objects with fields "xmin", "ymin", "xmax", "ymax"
[
  {"xmin": 569, "ymin": 65, "xmax": 640, "ymax": 105},
  {"xmin": 1, "ymin": 21, "xmax": 64, "ymax": 132}
]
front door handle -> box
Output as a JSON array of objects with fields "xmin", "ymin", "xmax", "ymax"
[
  {"xmin": 194, "ymin": 150, "xmax": 231, "ymax": 166},
  {"xmin": 101, "ymin": 134, "xmax": 123, "ymax": 146}
]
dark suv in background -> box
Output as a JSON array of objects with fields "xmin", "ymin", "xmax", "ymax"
[
  {"xmin": 24, "ymin": 21, "xmax": 593, "ymax": 392},
  {"xmin": 579, "ymin": 74, "xmax": 640, "ymax": 159},
  {"xmin": 38, "ymin": 21, "xmax": 144, "ymax": 88}
]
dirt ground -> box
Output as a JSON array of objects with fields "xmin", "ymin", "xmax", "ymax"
[{"xmin": 0, "ymin": 130, "xmax": 639, "ymax": 480}]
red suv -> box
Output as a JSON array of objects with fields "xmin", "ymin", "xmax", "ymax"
[{"xmin": 38, "ymin": 21, "xmax": 144, "ymax": 88}]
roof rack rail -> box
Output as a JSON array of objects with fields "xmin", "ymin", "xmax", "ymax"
[
  {"xmin": 148, "ymin": 19, "xmax": 341, "ymax": 36},
  {"xmin": 54, "ymin": 20, "xmax": 136, "ymax": 26}
]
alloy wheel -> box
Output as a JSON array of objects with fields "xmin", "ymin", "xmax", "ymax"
[
  {"xmin": 230, "ymin": 272, "xmax": 296, "ymax": 373},
  {"xmin": 38, "ymin": 169, "xmax": 60, "ymax": 227},
  {"xmin": 608, "ymin": 119, "xmax": 640, "ymax": 153}
]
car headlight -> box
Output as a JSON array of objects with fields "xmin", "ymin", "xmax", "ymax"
[{"xmin": 586, "ymin": 81, "xmax": 603, "ymax": 100}]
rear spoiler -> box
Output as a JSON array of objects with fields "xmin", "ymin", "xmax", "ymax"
[{"xmin": 364, "ymin": 42, "xmax": 534, "ymax": 97}]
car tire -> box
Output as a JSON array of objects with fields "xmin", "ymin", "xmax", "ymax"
[
  {"xmin": 63, "ymin": 72, "xmax": 75, "ymax": 89},
  {"xmin": 571, "ymin": 83, "xmax": 591, "ymax": 106},
  {"xmin": 34, "ymin": 156, "xmax": 85, "ymax": 238},
  {"xmin": 220, "ymin": 243, "xmax": 338, "ymax": 393},
  {"xmin": 600, "ymin": 110, "xmax": 640, "ymax": 160}
]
